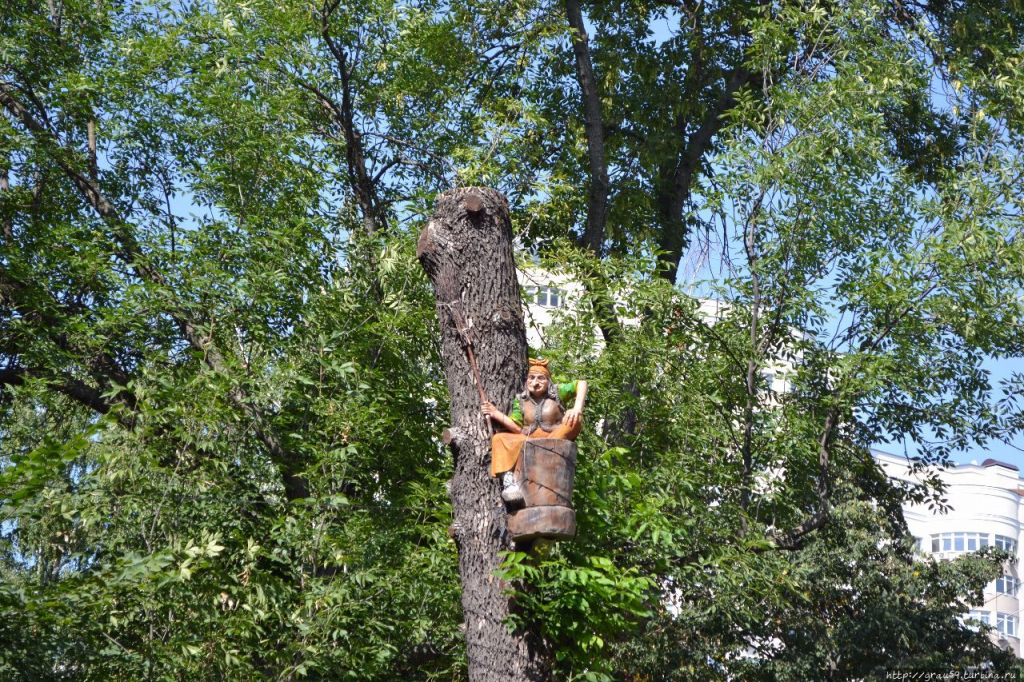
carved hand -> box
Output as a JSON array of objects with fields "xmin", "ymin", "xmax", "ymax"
[
  {"xmin": 482, "ymin": 401, "xmax": 522, "ymax": 434},
  {"xmin": 564, "ymin": 408, "xmax": 582, "ymax": 428}
]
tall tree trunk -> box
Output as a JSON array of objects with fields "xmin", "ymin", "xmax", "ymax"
[
  {"xmin": 417, "ymin": 187, "xmax": 551, "ymax": 681},
  {"xmin": 564, "ymin": 0, "xmax": 608, "ymax": 255},
  {"xmin": 562, "ymin": 0, "xmax": 624, "ymax": 348},
  {"xmin": 0, "ymin": 164, "xmax": 12, "ymax": 242}
]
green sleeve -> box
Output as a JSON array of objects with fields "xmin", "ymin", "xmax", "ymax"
[
  {"xmin": 557, "ymin": 380, "xmax": 578, "ymax": 405},
  {"xmin": 510, "ymin": 397, "xmax": 523, "ymax": 426}
]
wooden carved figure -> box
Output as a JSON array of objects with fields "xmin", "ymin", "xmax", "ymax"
[{"xmin": 482, "ymin": 359, "xmax": 588, "ymax": 504}]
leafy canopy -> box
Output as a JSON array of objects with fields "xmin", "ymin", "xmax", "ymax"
[{"xmin": 2, "ymin": 0, "xmax": 1024, "ymax": 678}]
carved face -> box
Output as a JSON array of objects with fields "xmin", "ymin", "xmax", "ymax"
[{"xmin": 526, "ymin": 372, "xmax": 549, "ymax": 399}]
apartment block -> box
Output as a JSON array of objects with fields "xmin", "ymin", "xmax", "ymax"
[{"xmin": 875, "ymin": 450, "xmax": 1024, "ymax": 655}]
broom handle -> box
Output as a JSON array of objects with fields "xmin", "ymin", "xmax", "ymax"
[{"xmin": 465, "ymin": 344, "xmax": 494, "ymax": 436}]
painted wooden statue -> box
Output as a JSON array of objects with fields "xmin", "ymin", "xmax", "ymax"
[{"xmin": 482, "ymin": 359, "xmax": 588, "ymax": 504}]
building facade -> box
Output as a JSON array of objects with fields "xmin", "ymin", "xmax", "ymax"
[{"xmin": 875, "ymin": 450, "xmax": 1024, "ymax": 655}]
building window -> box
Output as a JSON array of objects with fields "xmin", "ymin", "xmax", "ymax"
[
  {"xmin": 997, "ymin": 613, "xmax": 1018, "ymax": 637},
  {"xmin": 965, "ymin": 610, "xmax": 991, "ymax": 629},
  {"xmin": 995, "ymin": 535, "xmax": 1017, "ymax": 554},
  {"xmin": 524, "ymin": 285, "xmax": 564, "ymax": 309},
  {"xmin": 930, "ymin": 532, "xmax": 990, "ymax": 553},
  {"xmin": 995, "ymin": 576, "xmax": 1021, "ymax": 597}
]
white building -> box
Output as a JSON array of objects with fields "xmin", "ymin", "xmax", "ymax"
[
  {"xmin": 875, "ymin": 450, "xmax": 1024, "ymax": 655},
  {"xmin": 519, "ymin": 269, "xmax": 579, "ymax": 350}
]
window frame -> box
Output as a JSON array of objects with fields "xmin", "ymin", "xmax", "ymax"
[
  {"xmin": 995, "ymin": 575, "xmax": 1021, "ymax": 597},
  {"xmin": 523, "ymin": 284, "xmax": 564, "ymax": 309},
  {"xmin": 968, "ymin": 609, "xmax": 991, "ymax": 625},
  {"xmin": 930, "ymin": 532, "xmax": 990, "ymax": 554},
  {"xmin": 997, "ymin": 613, "xmax": 1018, "ymax": 637}
]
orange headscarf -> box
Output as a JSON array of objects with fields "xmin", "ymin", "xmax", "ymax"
[{"xmin": 528, "ymin": 358, "xmax": 551, "ymax": 377}]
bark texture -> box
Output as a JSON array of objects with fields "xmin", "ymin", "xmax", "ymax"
[{"xmin": 418, "ymin": 187, "xmax": 551, "ymax": 681}]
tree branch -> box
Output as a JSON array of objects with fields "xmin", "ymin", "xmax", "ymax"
[
  {"xmin": 564, "ymin": 0, "xmax": 608, "ymax": 255},
  {"xmin": 0, "ymin": 365, "xmax": 115, "ymax": 416},
  {"xmin": 0, "ymin": 81, "xmax": 166, "ymax": 287},
  {"xmin": 86, "ymin": 119, "xmax": 97, "ymax": 183},
  {"xmin": 559, "ymin": 3, "xmax": 628, "ymax": 347},
  {"xmin": 0, "ymin": 262, "xmax": 136, "ymax": 411},
  {"xmin": 0, "ymin": 163, "xmax": 12, "ymax": 243},
  {"xmin": 771, "ymin": 406, "xmax": 840, "ymax": 550},
  {"xmin": 768, "ymin": 271, "xmax": 943, "ymax": 550},
  {"xmin": 740, "ymin": 194, "xmax": 765, "ymax": 528},
  {"xmin": 319, "ymin": 1, "xmax": 385, "ymax": 236},
  {"xmin": 657, "ymin": 67, "xmax": 758, "ymax": 280},
  {"xmin": 0, "ymin": 82, "xmax": 307, "ymax": 500}
]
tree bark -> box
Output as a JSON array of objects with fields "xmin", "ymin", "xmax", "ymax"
[
  {"xmin": 418, "ymin": 187, "xmax": 551, "ymax": 681},
  {"xmin": 561, "ymin": 0, "xmax": 626, "ymax": 348},
  {"xmin": 320, "ymin": 0, "xmax": 386, "ymax": 237},
  {"xmin": 0, "ymin": 164, "xmax": 12, "ymax": 242}
]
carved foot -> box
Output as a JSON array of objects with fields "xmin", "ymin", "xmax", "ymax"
[
  {"xmin": 501, "ymin": 484, "xmax": 524, "ymax": 505},
  {"xmin": 501, "ymin": 470, "xmax": 524, "ymax": 506}
]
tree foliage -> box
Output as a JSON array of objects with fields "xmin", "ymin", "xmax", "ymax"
[{"xmin": 2, "ymin": 0, "xmax": 1024, "ymax": 678}]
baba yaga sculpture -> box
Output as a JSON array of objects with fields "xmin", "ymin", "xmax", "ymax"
[{"xmin": 483, "ymin": 359, "xmax": 588, "ymax": 542}]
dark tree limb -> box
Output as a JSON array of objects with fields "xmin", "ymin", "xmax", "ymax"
[
  {"xmin": 319, "ymin": 0, "xmax": 386, "ymax": 237},
  {"xmin": 768, "ymin": 270, "xmax": 942, "ymax": 550},
  {"xmin": 564, "ymin": 0, "xmax": 608, "ymax": 255},
  {"xmin": 418, "ymin": 187, "xmax": 550, "ymax": 681},
  {"xmin": 0, "ymin": 163, "xmax": 12, "ymax": 242},
  {"xmin": 0, "ymin": 365, "xmax": 116, "ymax": 417},
  {"xmin": 0, "ymin": 82, "xmax": 168, "ymax": 289},
  {"xmin": 0, "ymin": 264, "xmax": 136, "ymax": 408},
  {"xmin": 86, "ymin": 119, "xmax": 97, "ymax": 183},
  {"xmin": 560, "ymin": 0, "xmax": 631, "ymax": 350},
  {"xmin": 740, "ymin": 191, "xmax": 767, "ymax": 528},
  {"xmin": 656, "ymin": 67, "xmax": 758, "ymax": 280},
  {"xmin": 771, "ymin": 406, "xmax": 839, "ymax": 550}
]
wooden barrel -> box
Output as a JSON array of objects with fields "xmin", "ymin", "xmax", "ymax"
[{"xmin": 506, "ymin": 438, "xmax": 577, "ymax": 542}]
